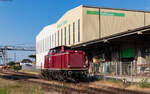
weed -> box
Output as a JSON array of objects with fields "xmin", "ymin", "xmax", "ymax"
[
  {"xmin": 139, "ymin": 78, "xmax": 150, "ymax": 88},
  {"xmin": 0, "ymin": 88, "xmax": 11, "ymax": 94},
  {"xmin": 62, "ymin": 83, "xmax": 68, "ymax": 91},
  {"xmin": 108, "ymin": 78, "xmax": 122, "ymax": 83}
]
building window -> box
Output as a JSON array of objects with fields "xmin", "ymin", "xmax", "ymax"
[
  {"xmin": 47, "ymin": 37, "xmax": 49, "ymax": 50},
  {"xmin": 78, "ymin": 19, "xmax": 80, "ymax": 42},
  {"xmin": 55, "ymin": 33, "xmax": 56, "ymax": 47},
  {"xmin": 43, "ymin": 39, "xmax": 44, "ymax": 52},
  {"xmin": 58, "ymin": 31, "xmax": 59, "ymax": 46},
  {"xmin": 68, "ymin": 24, "xmax": 70, "ymax": 45},
  {"xmin": 73, "ymin": 22, "xmax": 75, "ymax": 44},
  {"xmin": 61, "ymin": 29, "xmax": 63, "ymax": 45},
  {"xmin": 50, "ymin": 35, "xmax": 51, "ymax": 49},
  {"xmin": 52, "ymin": 34, "xmax": 53, "ymax": 48},
  {"xmin": 45, "ymin": 37, "xmax": 48, "ymax": 51},
  {"xmin": 64, "ymin": 27, "xmax": 66, "ymax": 45},
  {"xmin": 53, "ymin": 34, "xmax": 54, "ymax": 47}
]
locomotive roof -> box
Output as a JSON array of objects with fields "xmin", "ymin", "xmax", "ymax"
[{"xmin": 50, "ymin": 46, "xmax": 71, "ymax": 50}]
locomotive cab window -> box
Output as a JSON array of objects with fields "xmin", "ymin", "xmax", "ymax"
[
  {"xmin": 64, "ymin": 46, "xmax": 71, "ymax": 51},
  {"xmin": 55, "ymin": 47, "xmax": 61, "ymax": 53}
]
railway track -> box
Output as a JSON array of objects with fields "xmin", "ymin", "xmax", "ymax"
[{"xmin": 0, "ymin": 71, "xmax": 149, "ymax": 94}]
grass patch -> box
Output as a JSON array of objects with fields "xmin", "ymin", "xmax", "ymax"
[
  {"xmin": 62, "ymin": 83, "xmax": 68, "ymax": 91},
  {"xmin": 139, "ymin": 78, "xmax": 150, "ymax": 88},
  {"xmin": 108, "ymin": 78, "xmax": 122, "ymax": 83},
  {"xmin": 0, "ymin": 79, "xmax": 45, "ymax": 94},
  {"xmin": 0, "ymin": 88, "xmax": 11, "ymax": 94}
]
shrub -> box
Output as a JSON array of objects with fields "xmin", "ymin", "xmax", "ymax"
[{"xmin": 7, "ymin": 62, "xmax": 15, "ymax": 66}]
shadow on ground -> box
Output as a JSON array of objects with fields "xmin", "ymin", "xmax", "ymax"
[{"xmin": 0, "ymin": 72, "xmax": 39, "ymax": 80}]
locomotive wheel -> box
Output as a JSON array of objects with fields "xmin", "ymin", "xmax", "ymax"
[
  {"xmin": 57, "ymin": 71, "xmax": 64, "ymax": 81},
  {"xmin": 62, "ymin": 71, "xmax": 68, "ymax": 81},
  {"xmin": 40, "ymin": 70, "xmax": 51, "ymax": 80},
  {"xmin": 51, "ymin": 72, "xmax": 57, "ymax": 80},
  {"xmin": 40, "ymin": 70, "xmax": 47, "ymax": 79}
]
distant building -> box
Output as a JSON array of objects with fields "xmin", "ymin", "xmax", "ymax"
[{"xmin": 20, "ymin": 59, "xmax": 32, "ymax": 66}]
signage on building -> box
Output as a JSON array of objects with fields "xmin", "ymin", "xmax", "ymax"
[
  {"xmin": 87, "ymin": 10, "xmax": 125, "ymax": 17},
  {"xmin": 121, "ymin": 48, "xmax": 134, "ymax": 58},
  {"xmin": 57, "ymin": 20, "xmax": 67, "ymax": 28}
]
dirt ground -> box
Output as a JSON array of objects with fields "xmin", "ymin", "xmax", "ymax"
[
  {"xmin": 0, "ymin": 71, "xmax": 63, "ymax": 94},
  {"xmin": 89, "ymin": 80, "xmax": 150, "ymax": 93},
  {"xmin": 0, "ymin": 78, "xmax": 62, "ymax": 94},
  {"xmin": 0, "ymin": 71, "xmax": 150, "ymax": 94}
]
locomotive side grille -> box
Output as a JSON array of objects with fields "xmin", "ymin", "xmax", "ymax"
[{"xmin": 69, "ymin": 53, "xmax": 83, "ymax": 68}]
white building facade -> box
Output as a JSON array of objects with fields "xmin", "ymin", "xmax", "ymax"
[{"xmin": 36, "ymin": 24, "xmax": 57, "ymax": 69}]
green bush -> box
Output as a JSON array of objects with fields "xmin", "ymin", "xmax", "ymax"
[
  {"xmin": 9, "ymin": 62, "xmax": 22, "ymax": 71},
  {"xmin": 139, "ymin": 78, "xmax": 150, "ymax": 88},
  {"xmin": 7, "ymin": 62, "xmax": 15, "ymax": 66},
  {"xmin": 62, "ymin": 83, "xmax": 68, "ymax": 91},
  {"xmin": 0, "ymin": 88, "xmax": 11, "ymax": 94},
  {"xmin": 10, "ymin": 65, "xmax": 21, "ymax": 70}
]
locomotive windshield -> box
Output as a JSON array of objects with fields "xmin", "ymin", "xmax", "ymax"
[
  {"xmin": 64, "ymin": 46, "xmax": 71, "ymax": 51},
  {"xmin": 55, "ymin": 48, "xmax": 61, "ymax": 53}
]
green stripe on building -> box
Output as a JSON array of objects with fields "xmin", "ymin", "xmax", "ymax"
[
  {"xmin": 87, "ymin": 10, "xmax": 99, "ymax": 15},
  {"xmin": 57, "ymin": 20, "xmax": 67, "ymax": 28},
  {"xmin": 87, "ymin": 10, "xmax": 125, "ymax": 17}
]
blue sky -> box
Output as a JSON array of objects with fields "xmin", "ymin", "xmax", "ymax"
[{"xmin": 0, "ymin": 0, "xmax": 150, "ymax": 62}]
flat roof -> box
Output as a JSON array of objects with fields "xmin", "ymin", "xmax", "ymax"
[{"xmin": 83, "ymin": 5, "xmax": 150, "ymax": 13}]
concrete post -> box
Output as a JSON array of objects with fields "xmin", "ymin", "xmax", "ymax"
[
  {"xmin": 120, "ymin": 61, "xmax": 122, "ymax": 76},
  {"xmin": 119, "ymin": 48, "xmax": 122, "ymax": 76},
  {"xmin": 116, "ymin": 62, "xmax": 118, "ymax": 80},
  {"xmin": 131, "ymin": 61, "xmax": 133, "ymax": 83}
]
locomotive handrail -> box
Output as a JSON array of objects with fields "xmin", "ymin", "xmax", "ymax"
[{"xmin": 48, "ymin": 52, "xmax": 70, "ymax": 56}]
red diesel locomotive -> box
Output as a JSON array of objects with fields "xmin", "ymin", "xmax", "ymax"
[{"xmin": 41, "ymin": 46, "xmax": 89, "ymax": 80}]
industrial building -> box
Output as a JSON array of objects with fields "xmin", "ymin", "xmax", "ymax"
[
  {"xmin": 36, "ymin": 24, "xmax": 57, "ymax": 69},
  {"xmin": 36, "ymin": 5, "xmax": 150, "ymax": 76}
]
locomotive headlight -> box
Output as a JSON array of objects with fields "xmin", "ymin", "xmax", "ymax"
[
  {"xmin": 68, "ymin": 64, "xmax": 70, "ymax": 67},
  {"xmin": 83, "ymin": 64, "xmax": 86, "ymax": 68},
  {"xmin": 75, "ymin": 51, "xmax": 78, "ymax": 53},
  {"xmin": 68, "ymin": 71, "xmax": 72, "ymax": 75}
]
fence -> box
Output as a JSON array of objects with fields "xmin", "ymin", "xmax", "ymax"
[
  {"xmin": 22, "ymin": 65, "xmax": 41, "ymax": 73},
  {"xmin": 92, "ymin": 60, "xmax": 150, "ymax": 83}
]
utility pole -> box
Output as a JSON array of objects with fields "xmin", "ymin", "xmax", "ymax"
[
  {"xmin": 0, "ymin": 45, "xmax": 35, "ymax": 65},
  {"xmin": 14, "ymin": 53, "xmax": 16, "ymax": 63},
  {"xmin": 131, "ymin": 61, "xmax": 134, "ymax": 84}
]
